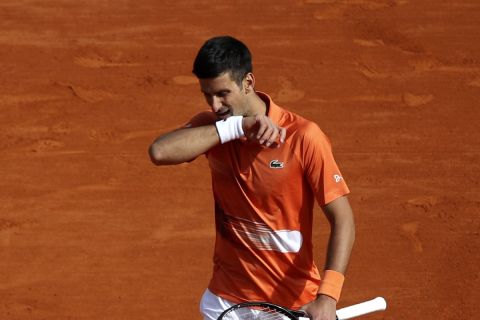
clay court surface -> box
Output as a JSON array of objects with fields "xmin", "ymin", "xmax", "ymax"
[{"xmin": 1, "ymin": 0, "xmax": 479, "ymax": 319}]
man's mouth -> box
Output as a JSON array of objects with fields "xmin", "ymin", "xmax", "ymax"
[{"xmin": 216, "ymin": 109, "xmax": 230, "ymax": 119}]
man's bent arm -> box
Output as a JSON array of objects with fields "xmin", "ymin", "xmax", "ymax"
[
  {"xmin": 149, "ymin": 125, "xmax": 220, "ymax": 165},
  {"xmin": 149, "ymin": 115, "xmax": 287, "ymax": 165},
  {"xmin": 301, "ymin": 196, "xmax": 355, "ymax": 320}
]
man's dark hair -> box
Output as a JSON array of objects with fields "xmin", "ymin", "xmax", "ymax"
[{"xmin": 193, "ymin": 36, "xmax": 252, "ymax": 85}]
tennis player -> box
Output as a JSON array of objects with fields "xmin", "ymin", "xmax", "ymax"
[{"xmin": 149, "ymin": 36, "xmax": 355, "ymax": 320}]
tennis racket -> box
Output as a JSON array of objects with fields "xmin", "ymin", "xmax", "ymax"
[{"xmin": 217, "ymin": 297, "xmax": 387, "ymax": 320}]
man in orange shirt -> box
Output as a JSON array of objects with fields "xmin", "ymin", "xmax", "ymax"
[{"xmin": 149, "ymin": 36, "xmax": 355, "ymax": 320}]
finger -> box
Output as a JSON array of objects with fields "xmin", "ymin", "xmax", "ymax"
[
  {"xmin": 268, "ymin": 126, "xmax": 285, "ymax": 148},
  {"xmin": 256, "ymin": 117, "xmax": 273, "ymax": 143},
  {"xmin": 264, "ymin": 127, "xmax": 279, "ymax": 147},
  {"xmin": 256, "ymin": 118, "xmax": 269, "ymax": 141},
  {"xmin": 279, "ymin": 127, "xmax": 286, "ymax": 144},
  {"xmin": 259, "ymin": 125, "xmax": 275, "ymax": 145}
]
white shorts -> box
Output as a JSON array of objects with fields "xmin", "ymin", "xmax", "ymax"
[
  {"xmin": 199, "ymin": 289, "xmax": 237, "ymax": 320},
  {"xmin": 200, "ymin": 289, "xmax": 294, "ymax": 320}
]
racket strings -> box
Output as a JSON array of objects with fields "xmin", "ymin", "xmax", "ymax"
[{"xmin": 223, "ymin": 306, "xmax": 293, "ymax": 320}]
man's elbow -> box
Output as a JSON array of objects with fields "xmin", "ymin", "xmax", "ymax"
[
  {"xmin": 149, "ymin": 143, "xmax": 169, "ymax": 166},
  {"xmin": 148, "ymin": 143, "xmax": 192, "ymax": 165}
]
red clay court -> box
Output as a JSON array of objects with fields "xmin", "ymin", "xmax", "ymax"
[{"xmin": 1, "ymin": 1, "xmax": 479, "ymax": 319}]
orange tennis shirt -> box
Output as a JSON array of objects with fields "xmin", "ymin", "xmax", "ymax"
[{"xmin": 186, "ymin": 92, "xmax": 350, "ymax": 309}]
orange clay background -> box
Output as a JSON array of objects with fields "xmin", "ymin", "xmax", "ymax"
[{"xmin": 1, "ymin": 1, "xmax": 479, "ymax": 319}]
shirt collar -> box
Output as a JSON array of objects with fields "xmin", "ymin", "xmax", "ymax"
[{"xmin": 255, "ymin": 91, "xmax": 283, "ymax": 124}]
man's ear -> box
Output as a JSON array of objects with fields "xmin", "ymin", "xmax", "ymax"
[{"xmin": 243, "ymin": 72, "xmax": 255, "ymax": 94}]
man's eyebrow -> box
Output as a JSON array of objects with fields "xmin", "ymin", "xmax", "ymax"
[{"xmin": 201, "ymin": 89, "xmax": 230, "ymax": 95}]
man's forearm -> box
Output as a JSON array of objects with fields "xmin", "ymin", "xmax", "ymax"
[
  {"xmin": 149, "ymin": 125, "xmax": 220, "ymax": 165},
  {"xmin": 322, "ymin": 196, "xmax": 355, "ymax": 273},
  {"xmin": 324, "ymin": 199, "xmax": 355, "ymax": 274},
  {"xmin": 325, "ymin": 214, "xmax": 355, "ymax": 274}
]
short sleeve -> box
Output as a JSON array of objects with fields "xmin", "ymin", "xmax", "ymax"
[{"xmin": 301, "ymin": 122, "xmax": 350, "ymax": 206}]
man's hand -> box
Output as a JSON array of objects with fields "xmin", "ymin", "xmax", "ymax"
[
  {"xmin": 301, "ymin": 295, "xmax": 337, "ymax": 320},
  {"xmin": 242, "ymin": 115, "xmax": 286, "ymax": 148}
]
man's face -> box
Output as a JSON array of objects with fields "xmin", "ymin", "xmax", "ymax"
[{"xmin": 199, "ymin": 72, "xmax": 248, "ymax": 120}]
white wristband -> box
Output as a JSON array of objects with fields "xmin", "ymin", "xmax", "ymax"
[{"xmin": 215, "ymin": 116, "xmax": 245, "ymax": 144}]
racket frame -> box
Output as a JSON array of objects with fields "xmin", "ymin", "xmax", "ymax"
[{"xmin": 217, "ymin": 301, "xmax": 309, "ymax": 320}]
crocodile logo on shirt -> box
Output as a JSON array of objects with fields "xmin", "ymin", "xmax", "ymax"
[{"xmin": 269, "ymin": 160, "xmax": 284, "ymax": 169}]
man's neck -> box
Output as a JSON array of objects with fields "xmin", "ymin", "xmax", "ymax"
[{"xmin": 246, "ymin": 92, "xmax": 268, "ymax": 116}]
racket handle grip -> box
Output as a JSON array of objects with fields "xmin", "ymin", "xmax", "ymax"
[{"xmin": 336, "ymin": 297, "xmax": 387, "ymax": 320}]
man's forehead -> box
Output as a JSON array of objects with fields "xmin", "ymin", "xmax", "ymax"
[
  {"xmin": 203, "ymin": 71, "xmax": 235, "ymax": 83},
  {"xmin": 199, "ymin": 72, "xmax": 238, "ymax": 92}
]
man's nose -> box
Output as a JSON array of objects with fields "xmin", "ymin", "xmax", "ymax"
[{"xmin": 211, "ymin": 96, "xmax": 223, "ymax": 112}]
